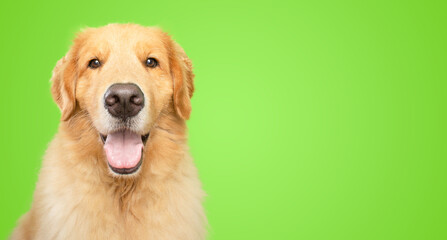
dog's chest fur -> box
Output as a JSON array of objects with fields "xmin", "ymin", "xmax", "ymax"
[{"xmin": 13, "ymin": 132, "xmax": 206, "ymax": 240}]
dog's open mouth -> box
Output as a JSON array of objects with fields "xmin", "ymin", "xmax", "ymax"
[{"xmin": 100, "ymin": 130, "xmax": 149, "ymax": 175}]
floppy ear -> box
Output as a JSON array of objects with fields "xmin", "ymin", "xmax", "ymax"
[
  {"xmin": 50, "ymin": 54, "xmax": 77, "ymax": 121},
  {"xmin": 169, "ymin": 42, "xmax": 195, "ymax": 120}
]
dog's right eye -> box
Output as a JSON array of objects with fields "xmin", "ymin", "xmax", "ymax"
[{"xmin": 88, "ymin": 59, "xmax": 101, "ymax": 69}]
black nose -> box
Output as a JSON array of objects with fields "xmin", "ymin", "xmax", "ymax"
[{"xmin": 104, "ymin": 83, "xmax": 144, "ymax": 119}]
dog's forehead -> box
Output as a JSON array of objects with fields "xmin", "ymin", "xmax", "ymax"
[{"xmin": 76, "ymin": 24, "xmax": 166, "ymax": 57}]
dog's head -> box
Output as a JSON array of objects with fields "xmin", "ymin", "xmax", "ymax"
[{"xmin": 50, "ymin": 24, "xmax": 194, "ymax": 176}]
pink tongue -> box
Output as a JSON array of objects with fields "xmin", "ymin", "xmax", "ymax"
[{"xmin": 104, "ymin": 130, "xmax": 143, "ymax": 169}]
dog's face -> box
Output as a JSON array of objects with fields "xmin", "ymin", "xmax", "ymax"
[{"xmin": 50, "ymin": 24, "xmax": 194, "ymax": 176}]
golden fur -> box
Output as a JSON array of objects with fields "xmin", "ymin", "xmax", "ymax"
[{"xmin": 11, "ymin": 24, "xmax": 206, "ymax": 240}]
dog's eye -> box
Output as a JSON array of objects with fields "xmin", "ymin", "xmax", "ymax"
[
  {"xmin": 145, "ymin": 58, "xmax": 158, "ymax": 68},
  {"xmin": 88, "ymin": 59, "xmax": 101, "ymax": 69}
]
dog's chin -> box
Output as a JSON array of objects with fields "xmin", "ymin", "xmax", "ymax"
[{"xmin": 99, "ymin": 131, "xmax": 150, "ymax": 176}]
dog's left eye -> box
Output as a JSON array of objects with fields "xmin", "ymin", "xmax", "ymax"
[
  {"xmin": 88, "ymin": 59, "xmax": 101, "ymax": 69},
  {"xmin": 145, "ymin": 58, "xmax": 158, "ymax": 68}
]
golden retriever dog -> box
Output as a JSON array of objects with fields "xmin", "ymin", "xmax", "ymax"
[{"xmin": 11, "ymin": 23, "xmax": 206, "ymax": 240}]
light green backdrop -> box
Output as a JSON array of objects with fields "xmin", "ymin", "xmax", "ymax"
[{"xmin": 1, "ymin": 0, "xmax": 446, "ymax": 239}]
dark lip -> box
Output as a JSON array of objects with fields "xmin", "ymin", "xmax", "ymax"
[
  {"xmin": 107, "ymin": 153, "xmax": 143, "ymax": 175},
  {"xmin": 100, "ymin": 132, "xmax": 150, "ymax": 144}
]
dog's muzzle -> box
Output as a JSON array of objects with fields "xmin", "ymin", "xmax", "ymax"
[{"xmin": 101, "ymin": 83, "xmax": 148, "ymax": 175}]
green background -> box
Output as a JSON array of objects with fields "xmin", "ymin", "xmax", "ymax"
[{"xmin": 1, "ymin": 0, "xmax": 446, "ymax": 239}]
